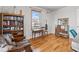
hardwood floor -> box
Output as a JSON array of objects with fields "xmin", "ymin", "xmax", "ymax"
[{"xmin": 30, "ymin": 34, "xmax": 73, "ymax": 52}]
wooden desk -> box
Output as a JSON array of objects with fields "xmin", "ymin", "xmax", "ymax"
[{"xmin": 32, "ymin": 29, "xmax": 44, "ymax": 38}]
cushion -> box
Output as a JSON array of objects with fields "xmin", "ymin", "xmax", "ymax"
[
  {"xmin": 3, "ymin": 34, "xmax": 13, "ymax": 45},
  {"xmin": 71, "ymin": 41, "xmax": 79, "ymax": 51},
  {"xmin": 0, "ymin": 35, "xmax": 14, "ymax": 52},
  {"xmin": 74, "ymin": 33, "xmax": 79, "ymax": 43},
  {"xmin": 70, "ymin": 29, "xmax": 77, "ymax": 38},
  {"xmin": 0, "ymin": 35, "xmax": 7, "ymax": 48}
]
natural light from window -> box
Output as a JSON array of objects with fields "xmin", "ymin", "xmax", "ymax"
[{"xmin": 32, "ymin": 10, "xmax": 41, "ymax": 30}]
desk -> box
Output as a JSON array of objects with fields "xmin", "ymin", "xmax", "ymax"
[{"xmin": 32, "ymin": 29, "xmax": 44, "ymax": 38}]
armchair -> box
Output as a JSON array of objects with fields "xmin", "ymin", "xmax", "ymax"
[
  {"xmin": 70, "ymin": 29, "xmax": 79, "ymax": 51},
  {"xmin": 0, "ymin": 33, "xmax": 32, "ymax": 52}
]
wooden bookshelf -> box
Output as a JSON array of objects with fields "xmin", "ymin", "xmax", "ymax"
[
  {"xmin": 0, "ymin": 25, "xmax": 2, "ymax": 27},
  {"xmin": 0, "ymin": 14, "xmax": 2, "ymax": 35},
  {"xmin": 0, "ymin": 13, "xmax": 24, "ymax": 35},
  {"xmin": 3, "ymin": 25, "xmax": 16, "ymax": 27},
  {"xmin": 0, "ymin": 30, "xmax": 2, "ymax": 34},
  {"xmin": 3, "ymin": 30, "xmax": 16, "ymax": 32}
]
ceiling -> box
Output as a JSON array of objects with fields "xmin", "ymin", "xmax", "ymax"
[{"xmin": 40, "ymin": 6, "xmax": 65, "ymax": 12}]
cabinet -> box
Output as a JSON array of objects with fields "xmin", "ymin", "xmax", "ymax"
[
  {"xmin": 0, "ymin": 13, "xmax": 24, "ymax": 35},
  {"xmin": 55, "ymin": 18, "xmax": 69, "ymax": 38}
]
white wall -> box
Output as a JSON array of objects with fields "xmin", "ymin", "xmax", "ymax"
[
  {"xmin": 3, "ymin": 6, "xmax": 78, "ymax": 39},
  {"xmin": 23, "ymin": 6, "xmax": 79, "ymax": 39},
  {"xmin": 46, "ymin": 13, "xmax": 55, "ymax": 34},
  {"xmin": 50, "ymin": 6, "xmax": 79, "ymax": 38},
  {"xmin": 76, "ymin": 9, "xmax": 79, "ymax": 33},
  {"xmin": 0, "ymin": 6, "xmax": 53, "ymax": 39},
  {"xmin": 24, "ymin": 7, "xmax": 52, "ymax": 39}
]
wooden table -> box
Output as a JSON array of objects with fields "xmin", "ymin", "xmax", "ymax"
[{"xmin": 32, "ymin": 29, "xmax": 44, "ymax": 38}]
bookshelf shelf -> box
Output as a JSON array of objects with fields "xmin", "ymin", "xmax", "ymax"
[
  {"xmin": 3, "ymin": 30, "xmax": 17, "ymax": 34},
  {"xmin": 0, "ymin": 30, "xmax": 2, "ymax": 34},
  {"xmin": 0, "ymin": 25, "xmax": 2, "ymax": 27},
  {"xmin": 3, "ymin": 25, "xmax": 16, "ymax": 27},
  {"xmin": 0, "ymin": 13, "xmax": 24, "ymax": 35},
  {"xmin": 3, "ymin": 19, "xmax": 16, "ymax": 21}
]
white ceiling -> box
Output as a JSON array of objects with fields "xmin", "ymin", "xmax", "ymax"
[{"xmin": 40, "ymin": 6, "xmax": 65, "ymax": 11}]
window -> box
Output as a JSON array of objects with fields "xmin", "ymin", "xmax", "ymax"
[{"xmin": 32, "ymin": 10, "xmax": 41, "ymax": 30}]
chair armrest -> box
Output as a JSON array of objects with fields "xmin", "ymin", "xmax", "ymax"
[{"xmin": 12, "ymin": 37, "xmax": 24, "ymax": 42}]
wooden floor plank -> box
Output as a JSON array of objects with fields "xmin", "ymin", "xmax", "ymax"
[{"xmin": 30, "ymin": 34, "xmax": 73, "ymax": 52}]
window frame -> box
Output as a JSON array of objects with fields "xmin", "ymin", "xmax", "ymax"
[{"xmin": 31, "ymin": 10, "xmax": 41, "ymax": 30}]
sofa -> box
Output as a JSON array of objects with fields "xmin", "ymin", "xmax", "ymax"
[
  {"xmin": 0, "ymin": 35, "xmax": 13, "ymax": 52},
  {"xmin": 0, "ymin": 34, "xmax": 32, "ymax": 52},
  {"xmin": 70, "ymin": 29, "xmax": 79, "ymax": 51}
]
